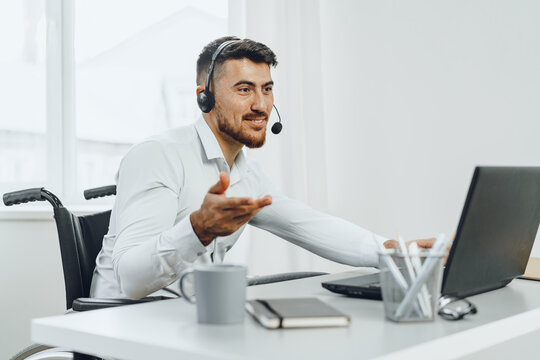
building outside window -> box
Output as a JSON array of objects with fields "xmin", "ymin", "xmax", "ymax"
[
  {"xmin": 0, "ymin": 0, "xmax": 229, "ymax": 203},
  {"xmin": 0, "ymin": 0, "xmax": 47, "ymax": 188}
]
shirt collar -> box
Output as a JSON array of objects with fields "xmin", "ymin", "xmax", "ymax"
[
  {"xmin": 195, "ymin": 117, "xmax": 224, "ymax": 161},
  {"xmin": 194, "ymin": 118, "xmax": 249, "ymax": 184}
]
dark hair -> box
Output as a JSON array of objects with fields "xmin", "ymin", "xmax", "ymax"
[{"xmin": 196, "ymin": 36, "xmax": 278, "ymax": 86}]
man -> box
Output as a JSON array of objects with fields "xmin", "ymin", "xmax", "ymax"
[{"xmin": 90, "ymin": 36, "xmax": 432, "ymax": 300}]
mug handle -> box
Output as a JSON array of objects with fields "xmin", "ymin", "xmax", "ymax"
[{"xmin": 179, "ymin": 269, "xmax": 196, "ymax": 304}]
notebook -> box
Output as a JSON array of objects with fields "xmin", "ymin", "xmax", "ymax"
[
  {"xmin": 322, "ymin": 166, "xmax": 540, "ymax": 299},
  {"xmin": 521, "ymin": 257, "xmax": 540, "ymax": 281},
  {"xmin": 245, "ymin": 297, "xmax": 350, "ymax": 329}
]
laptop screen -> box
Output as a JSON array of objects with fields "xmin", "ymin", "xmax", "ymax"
[{"xmin": 442, "ymin": 167, "xmax": 540, "ymax": 298}]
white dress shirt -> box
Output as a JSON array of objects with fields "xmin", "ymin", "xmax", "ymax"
[{"xmin": 90, "ymin": 118, "xmax": 387, "ymax": 299}]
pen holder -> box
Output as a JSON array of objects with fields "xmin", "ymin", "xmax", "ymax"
[{"xmin": 379, "ymin": 250, "xmax": 444, "ymax": 322}]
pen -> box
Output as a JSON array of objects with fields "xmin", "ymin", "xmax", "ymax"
[
  {"xmin": 373, "ymin": 235, "xmax": 423, "ymax": 317},
  {"xmin": 395, "ymin": 234, "xmax": 447, "ymax": 319},
  {"xmin": 408, "ymin": 242, "xmax": 432, "ymax": 317},
  {"xmin": 398, "ymin": 236, "xmax": 429, "ymax": 317},
  {"xmin": 374, "ymin": 237, "xmax": 409, "ymax": 291}
]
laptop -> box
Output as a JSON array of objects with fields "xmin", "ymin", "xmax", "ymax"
[{"xmin": 322, "ymin": 166, "xmax": 540, "ymax": 300}]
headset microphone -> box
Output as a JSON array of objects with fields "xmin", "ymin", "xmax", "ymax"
[{"xmin": 271, "ymin": 104, "xmax": 283, "ymax": 134}]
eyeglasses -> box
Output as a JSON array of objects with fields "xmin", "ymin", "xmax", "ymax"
[{"xmin": 438, "ymin": 296, "xmax": 478, "ymax": 320}]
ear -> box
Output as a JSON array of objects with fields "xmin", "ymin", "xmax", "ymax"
[{"xmin": 196, "ymin": 85, "xmax": 204, "ymax": 96}]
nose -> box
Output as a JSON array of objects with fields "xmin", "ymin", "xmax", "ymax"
[{"xmin": 251, "ymin": 90, "xmax": 268, "ymax": 114}]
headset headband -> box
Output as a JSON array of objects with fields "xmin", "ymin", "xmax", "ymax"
[{"xmin": 204, "ymin": 40, "xmax": 239, "ymax": 93}]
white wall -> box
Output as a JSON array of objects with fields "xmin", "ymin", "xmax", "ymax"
[
  {"xmin": 240, "ymin": 0, "xmax": 540, "ymax": 275},
  {"xmin": 319, "ymin": 0, "xmax": 540, "ymax": 240},
  {"xmin": 0, "ymin": 215, "xmax": 65, "ymax": 358}
]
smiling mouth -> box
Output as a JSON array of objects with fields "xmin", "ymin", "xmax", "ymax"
[{"xmin": 244, "ymin": 117, "xmax": 268, "ymax": 128}]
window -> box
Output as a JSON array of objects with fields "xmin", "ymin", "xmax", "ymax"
[
  {"xmin": 0, "ymin": 1, "xmax": 47, "ymax": 189},
  {"xmin": 75, "ymin": 1, "xmax": 228, "ymax": 193},
  {"xmin": 0, "ymin": 0, "xmax": 229, "ymax": 205}
]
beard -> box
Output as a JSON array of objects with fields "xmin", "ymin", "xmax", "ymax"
[{"xmin": 215, "ymin": 108, "xmax": 267, "ymax": 149}]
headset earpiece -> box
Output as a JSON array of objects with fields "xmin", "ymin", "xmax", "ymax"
[
  {"xmin": 197, "ymin": 90, "xmax": 214, "ymax": 113},
  {"xmin": 197, "ymin": 39, "xmax": 239, "ymax": 113}
]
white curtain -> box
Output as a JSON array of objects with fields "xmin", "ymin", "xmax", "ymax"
[
  {"xmin": 226, "ymin": 0, "xmax": 355, "ymax": 274},
  {"xmin": 226, "ymin": 0, "xmax": 540, "ymax": 274}
]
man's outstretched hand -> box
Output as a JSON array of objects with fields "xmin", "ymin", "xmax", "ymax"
[{"xmin": 190, "ymin": 172, "xmax": 272, "ymax": 246}]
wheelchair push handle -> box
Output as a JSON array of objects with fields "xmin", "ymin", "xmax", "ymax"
[
  {"xmin": 3, "ymin": 188, "xmax": 45, "ymax": 206},
  {"xmin": 83, "ymin": 185, "xmax": 116, "ymax": 200},
  {"xmin": 2, "ymin": 188, "xmax": 63, "ymax": 208}
]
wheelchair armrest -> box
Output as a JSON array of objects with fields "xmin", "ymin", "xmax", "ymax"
[
  {"xmin": 72, "ymin": 296, "xmax": 173, "ymax": 312},
  {"xmin": 247, "ymin": 271, "xmax": 328, "ymax": 286}
]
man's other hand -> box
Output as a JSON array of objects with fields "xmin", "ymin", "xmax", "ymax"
[
  {"xmin": 190, "ymin": 172, "xmax": 272, "ymax": 246},
  {"xmin": 383, "ymin": 238, "xmax": 436, "ymax": 250}
]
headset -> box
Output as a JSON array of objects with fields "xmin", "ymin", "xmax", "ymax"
[{"xmin": 197, "ymin": 39, "xmax": 283, "ymax": 134}]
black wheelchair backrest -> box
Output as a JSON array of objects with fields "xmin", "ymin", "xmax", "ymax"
[
  {"xmin": 3, "ymin": 187, "xmax": 113, "ymax": 309},
  {"xmin": 53, "ymin": 208, "xmax": 112, "ymax": 308}
]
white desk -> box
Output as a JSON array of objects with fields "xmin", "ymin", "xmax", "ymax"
[{"xmin": 32, "ymin": 271, "xmax": 540, "ymax": 360}]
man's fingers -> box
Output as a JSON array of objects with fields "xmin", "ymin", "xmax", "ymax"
[
  {"xmin": 221, "ymin": 197, "xmax": 256, "ymax": 209},
  {"xmin": 415, "ymin": 238, "xmax": 436, "ymax": 248},
  {"xmin": 383, "ymin": 240, "xmax": 399, "ymax": 249},
  {"xmin": 232, "ymin": 205, "xmax": 266, "ymax": 225},
  {"xmin": 196, "ymin": 191, "xmax": 272, "ymax": 239},
  {"xmin": 255, "ymin": 195, "xmax": 272, "ymax": 207},
  {"xmin": 233, "ymin": 213, "xmax": 253, "ymax": 223},
  {"xmin": 208, "ymin": 172, "xmax": 230, "ymax": 195},
  {"xmin": 222, "ymin": 195, "xmax": 272, "ymax": 211},
  {"xmin": 232, "ymin": 201, "xmax": 268, "ymax": 219}
]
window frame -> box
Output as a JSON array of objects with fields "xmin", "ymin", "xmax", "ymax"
[
  {"xmin": 46, "ymin": 0, "xmax": 76, "ymax": 203},
  {"xmin": 1, "ymin": 0, "xmax": 239, "ymax": 210}
]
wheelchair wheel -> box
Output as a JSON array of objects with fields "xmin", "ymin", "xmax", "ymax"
[
  {"xmin": 10, "ymin": 343, "xmax": 73, "ymax": 360},
  {"xmin": 10, "ymin": 344, "xmax": 50, "ymax": 359}
]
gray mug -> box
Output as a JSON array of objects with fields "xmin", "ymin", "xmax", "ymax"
[{"xmin": 179, "ymin": 264, "xmax": 247, "ymax": 324}]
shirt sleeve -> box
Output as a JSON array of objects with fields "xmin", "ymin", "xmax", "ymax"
[
  {"xmin": 110, "ymin": 141, "xmax": 207, "ymax": 299},
  {"xmin": 249, "ymin": 165, "xmax": 388, "ymax": 268}
]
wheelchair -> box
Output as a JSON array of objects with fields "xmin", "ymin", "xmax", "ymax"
[{"xmin": 3, "ymin": 185, "xmax": 327, "ymax": 360}]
